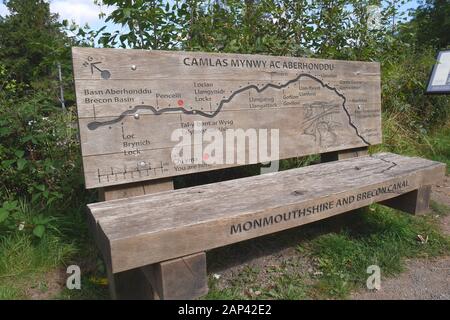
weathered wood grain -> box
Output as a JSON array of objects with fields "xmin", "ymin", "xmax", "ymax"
[
  {"xmin": 142, "ymin": 252, "xmax": 208, "ymax": 300},
  {"xmin": 98, "ymin": 179, "xmax": 174, "ymax": 201},
  {"xmin": 72, "ymin": 48, "xmax": 382, "ymax": 188},
  {"xmin": 321, "ymin": 146, "xmax": 369, "ymax": 162},
  {"xmin": 87, "ymin": 153, "xmax": 445, "ymax": 273},
  {"xmin": 108, "ymin": 267, "xmax": 154, "ymax": 300}
]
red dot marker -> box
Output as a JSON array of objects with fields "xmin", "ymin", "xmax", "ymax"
[
  {"xmin": 203, "ymin": 153, "xmax": 209, "ymax": 161},
  {"xmin": 177, "ymin": 99, "xmax": 184, "ymax": 107}
]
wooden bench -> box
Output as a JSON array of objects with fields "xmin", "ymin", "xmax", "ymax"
[{"xmin": 72, "ymin": 48, "xmax": 446, "ymax": 300}]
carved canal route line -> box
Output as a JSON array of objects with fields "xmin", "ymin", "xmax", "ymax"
[{"xmin": 86, "ymin": 73, "xmax": 370, "ymax": 145}]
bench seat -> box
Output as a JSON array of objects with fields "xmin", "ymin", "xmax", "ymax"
[{"xmin": 88, "ymin": 152, "xmax": 445, "ymax": 274}]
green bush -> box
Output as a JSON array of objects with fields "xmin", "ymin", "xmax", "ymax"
[
  {"xmin": 0, "ymin": 65, "xmax": 88, "ymax": 238},
  {"xmin": 0, "ymin": 94, "xmax": 83, "ymax": 202}
]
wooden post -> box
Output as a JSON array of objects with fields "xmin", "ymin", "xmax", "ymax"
[
  {"xmin": 142, "ymin": 252, "xmax": 208, "ymax": 300},
  {"xmin": 106, "ymin": 267, "xmax": 154, "ymax": 300},
  {"xmin": 321, "ymin": 146, "xmax": 369, "ymax": 163},
  {"xmin": 100, "ymin": 179, "xmax": 173, "ymax": 300},
  {"xmin": 381, "ymin": 185, "xmax": 432, "ymax": 215},
  {"xmin": 98, "ymin": 178, "xmax": 174, "ymax": 201}
]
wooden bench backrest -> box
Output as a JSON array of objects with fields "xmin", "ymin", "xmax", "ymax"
[{"xmin": 72, "ymin": 48, "xmax": 381, "ymax": 189}]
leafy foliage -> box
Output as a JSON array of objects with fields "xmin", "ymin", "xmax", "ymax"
[
  {"xmin": 98, "ymin": 0, "xmax": 181, "ymax": 49},
  {"xmin": 94, "ymin": 0, "xmax": 449, "ymax": 129},
  {"xmin": 381, "ymin": 46, "xmax": 450, "ymax": 130},
  {"xmin": 0, "ymin": 86, "xmax": 83, "ymax": 208},
  {"xmin": 401, "ymin": 0, "xmax": 450, "ymax": 50},
  {"xmin": 0, "ymin": 0, "xmax": 71, "ymax": 92}
]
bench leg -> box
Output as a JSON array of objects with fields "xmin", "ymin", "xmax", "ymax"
[
  {"xmin": 141, "ymin": 252, "xmax": 208, "ymax": 300},
  {"xmin": 381, "ymin": 185, "xmax": 432, "ymax": 215},
  {"xmin": 99, "ymin": 178, "xmax": 174, "ymax": 201},
  {"xmin": 321, "ymin": 147, "xmax": 368, "ymax": 162},
  {"xmin": 107, "ymin": 267, "xmax": 154, "ymax": 300}
]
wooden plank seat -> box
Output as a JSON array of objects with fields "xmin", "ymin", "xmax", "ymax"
[{"xmin": 88, "ymin": 152, "xmax": 445, "ymax": 275}]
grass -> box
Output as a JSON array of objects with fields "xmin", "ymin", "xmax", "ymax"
[
  {"xmin": 0, "ymin": 233, "xmax": 76, "ymax": 299},
  {"xmin": 373, "ymin": 113, "xmax": 450, "ymax": 173},
  {"xmin": 424, "ymin": 126, "xmax": 450, "ymax": 172},
  {"xmin": 204, "ymin": 261, "xmax": 311, "ymax": 300},
  {"xmin": 56, "ymin": 277, "xmax": 109, "ymax": 300},
  {"xmin": 0, "ymin": 199, "xmax": 109, "ymax": 300},
  {"xmin": 430, "ymin": 200, "xmax": 450, "ymax": 217}
]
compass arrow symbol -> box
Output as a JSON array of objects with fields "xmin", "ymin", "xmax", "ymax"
[{"xmin": 90, "ymin": 62, "xmax": 102, "ymax": 75}]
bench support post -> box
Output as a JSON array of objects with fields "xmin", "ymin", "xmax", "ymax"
[
  {"xmin": 142, "ymin": 252, "xmax": 208, "ymax": 300},
  {"xmin": 321, "ymin": 146, "xmax": 369, "ymax": 162},
  {"xmin": 99, "ymin": 179, "xmax": 174, "ymax": 201},
  {"xmin": 381, "ymin": 185, "xmax": 432, "ymax": 215},
  {"xmin": 107, "ymin": 267, "xmax": 154, "ymax": 300}
]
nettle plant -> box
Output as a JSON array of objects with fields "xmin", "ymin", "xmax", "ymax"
[{"xmin": 0, "ymin": 199, "xmax": 57, "ymax": 238}]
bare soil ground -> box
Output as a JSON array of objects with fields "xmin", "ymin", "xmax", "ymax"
[{"xmin": 27, "ymin": 268, "xmax": 66, "ymax": 300}]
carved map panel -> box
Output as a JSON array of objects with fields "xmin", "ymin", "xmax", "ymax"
[{"xmin": 72, "ymin": 48, "xmax": 382, "ymax": 189}]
